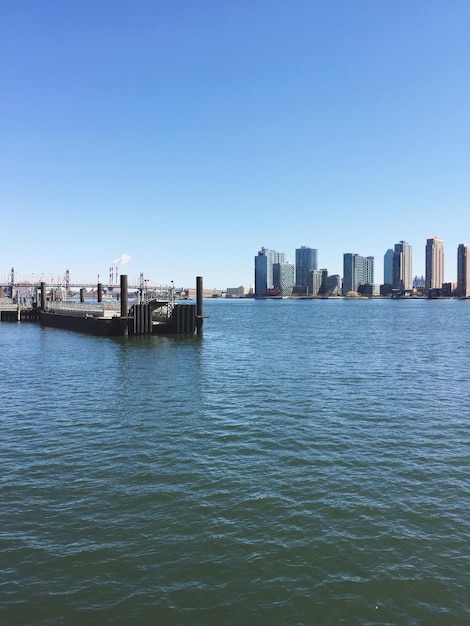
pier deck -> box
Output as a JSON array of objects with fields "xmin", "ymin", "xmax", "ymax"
[{"xmin": 0, "ymin": 275, "xmax": 205, "ymax": 336}]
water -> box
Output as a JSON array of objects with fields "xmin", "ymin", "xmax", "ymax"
[{"xmin": 1, "ymin": 298, "xmax": 469, "ymax": 625}]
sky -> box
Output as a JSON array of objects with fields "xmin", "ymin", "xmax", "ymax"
[{"xmin": 1, "ymin": 0, "xmax": 469, "ymax": 289}]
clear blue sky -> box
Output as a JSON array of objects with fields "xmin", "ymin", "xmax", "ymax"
[{"xmin": 2, "ymin": 0, "xmax": 469, "ymax": 288}]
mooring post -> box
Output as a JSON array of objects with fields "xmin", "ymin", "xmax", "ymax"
[
  {"xmin": 120, "ymin": 274, "xmax": 128, "ymax": 318},
  {"xmin": 40, "ymin": 282, "xmax": 46, "ymax": 311},
  {"xmin": 196, "ymin": 276, "xmax": 203, "ymax": 335},
  {"xmin": 97, "ymin": 283, "xmax": 103, "ymax": 303},
  {"xmin": 80, "ymin": 288, "xmax": 85, "ymax": 303}
]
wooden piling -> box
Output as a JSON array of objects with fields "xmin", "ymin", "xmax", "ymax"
[
  {"xmin": 80, "ymin": 288, "xmax": 85, "ymax": 303},
  {"xmin": 40, "ymin": 282, "xmax": 46, "ymax": 311},
  {"xmin": 120, "ymin": 275, "xmax": 128, "ymax": 318},
  {"xmin": 97, "ymin": 283, "xmax": 103, "ymax": 303},
  {"xmin": 196, "ymin": 276, "xmax": 203, "ymax": 335}
]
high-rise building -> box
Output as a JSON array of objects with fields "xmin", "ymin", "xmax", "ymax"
[
  {"xmin": 295, "ymin": 246, "xmax": 318, "ymax": 295},
  {"xmin": 273, "ymin": 262, "xmax": 295, "ymax": 296},
  {"xmin": 343, "ymin": 253, "xmax": 360, "ymax": 294},
  {"xmin": 392, "ymin": 241, "xmax": 412, "ymax": 291},
  {"xmin": 364, "ymin": 256, "xmax": 374, "ymax": 286},
  {"xmin": 320, "ymin": 271, "xmax": 341, "ymax": 297},
  {"xmin": 425, "ymin": 237, "xmax": 444, "ymax": 292},
  {"xmin": 307, "ymin": 270, "xmax": 323, "ymax": 296},
  {"xmin": 254, "ymin": 247, "xmax": 285, "ymax": 296},
  {"xmin": 457, "ymin": 244, "xmax": 470, "ymax": 298},
  {"xmin": 343, "ymin": 253, "xmax": 374, "ymax": 294},
  {"xmin": 384, "ymin": 249, "xmax": 394, "ymax": 285},
  {"xmin": 316, "ymin": 270, "xmax": 342, "ymax": 297}
]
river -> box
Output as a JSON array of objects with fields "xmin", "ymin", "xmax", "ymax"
[{"xmin": 1, "ymin": 298, "xmax": 469, "ymax": 624}]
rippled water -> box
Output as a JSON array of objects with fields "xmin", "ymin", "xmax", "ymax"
[{"xmin": 1, "ymin": 299, "xmax": 469, "ymax": 625}]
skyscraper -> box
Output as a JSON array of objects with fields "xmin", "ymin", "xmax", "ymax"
[
  {"xmin": 364, "ymin": 256, "xmax": 374, "ymax": 286},
  {"xmin": 295, "ymin": 246, "xmax": 318, "ymax": 295},
  {"xmin": 254, "ymin": 247, "xmax": 285, "ymax": 296},
  {"xmin": 425, "ymin": 237, "xmax": 444, "ymax": 292},
  {"xmin": 457, "ymin": 244, "xmax": 470, "ymax": 298},
  {"xmin": 343, "ymin": 253, "xmax": 374, "ymax": 294},
  {"xmin": 273, "ymin": 262, "xmax": 295, "ymax": 296},
  {"xmin": 308, "ymin": 270, "xmax": 323, "ymax": 296},
  {"xmin": 320, "ymin": 271, "xmax": 341, "ymax": 296},
  {"xmin": 384, "ymin": 249, "xmax": 394, "ymax": 285},
  {"xmin": 392, "ymin": 241, "xmax": 412, "ymax": 291}
]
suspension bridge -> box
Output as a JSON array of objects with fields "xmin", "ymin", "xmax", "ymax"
[{"xmin": 0, "ymin": 268, "xmax": 190, "ymax": 297}]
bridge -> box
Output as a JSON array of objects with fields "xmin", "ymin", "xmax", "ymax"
[{"xmin": 0, "ymin": 268, "xmax": 192, "ymax": 300}]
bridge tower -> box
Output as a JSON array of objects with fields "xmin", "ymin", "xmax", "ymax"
[{"xmin": 10, "ymin": 267, "xmax": 14, "ymax": 298}]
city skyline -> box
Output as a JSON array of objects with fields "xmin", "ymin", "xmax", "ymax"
[
  {"xmin": 254, "ymin": 237, "xmax": 468, "ymax": 297},
  {"xmin": 2, "ymin": 2, "xmax": 469, "ymax": 288},
  {"xmin": 3, "ymin": 235, "xmax": 470, "ymax": 292}
]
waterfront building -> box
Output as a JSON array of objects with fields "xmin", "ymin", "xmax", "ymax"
[
  {"xmin": 319, "ymin": 269, "xmax": 340, "ymax": 297},
  {"xmin": 226, "ymin": 286, "xmax": 250, "ymax": 297},
  {"xmin": 322, "ymin": 273, "xmax": 341, "ymax": 296},
  {"xmin": 343, "ymin": 253, "xmax": 361, "ymax": 294},
  {"xmin": 306, "ymin": 270, "xmax": 323, "ymax": 296},
  {"xmin": 343, "ymin": 253, "xmax": 374, "ymax": 295},
  {"xmin": 384, "ymin": 249, "xmax": 394, "ymax": 285},
  {"xmin": 273, "ymin": 262, "xmax": 295, "ymax": 296},
  {"xmin": 457, "ymin": 244, "xmax": 470, "ymax": 298},
  {"xmin": 425, "ymin": 237, "xmax": 444, "ymax": 292},
  {"xmin": 358, "ymin": 282, "xmax": 380, "ymax": 297},
  {"xmin": 392, "ymin": 241, "xmax": 412, "ymax": 291},
  {"xmin": 364, "ymin": 256, "xmax": 374, "ymax": 286},
  {"xmin": 255, "ymin": 247, "xmax": 285, "ymax": 296},
  {"xmin": 295, "ymin": 246, "xmax": 318, "ymax": 295}
]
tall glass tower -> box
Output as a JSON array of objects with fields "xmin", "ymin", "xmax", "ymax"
[
  {"xmin": 457, "ymin": 244, "xmax": 470, "ymax": 298},
  {"xmin": 384, "ymin": 249, "xmax": 394, "ymax": 285},
  {"xmin": 343, "ymin": 253, "xmax": 374, "ymax": 294},
  {"xmin": 254, "ymin": 247, "xmax": 285, "ymax": 296},
  {"xmin": 295, "ymin": 246, "xmax": 318, "ymax": 294},
  {"xmin": 393, "ymin": 241, "xmax": 412, "ymax": 291}
]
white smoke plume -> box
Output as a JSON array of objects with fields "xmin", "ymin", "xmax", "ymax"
[{"xmin": 113, "ymin": 253, "xmax": 132, "ymax": 266}]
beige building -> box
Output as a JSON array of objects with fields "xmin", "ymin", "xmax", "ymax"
[{"xmin": 425, "ymin": 237, "xmax": 444, "ymax": 292}]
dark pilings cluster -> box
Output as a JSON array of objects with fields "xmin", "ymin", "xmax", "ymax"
[
  {"xmin": 132, "ymin": 303, "xmax": 152, "ymax": 334},
  {"xmin": 171, "ymin": 304, "xmax": 196, "ymax": 333}
]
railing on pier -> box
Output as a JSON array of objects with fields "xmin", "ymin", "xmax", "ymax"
[{"xmin": 45, "ymin": 301, "xmax": 121, "ymax": 316}]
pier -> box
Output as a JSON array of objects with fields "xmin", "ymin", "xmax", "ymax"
[{"xmin": 0, "ymin": 275, "xmax": 205, "ymax": 336}]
